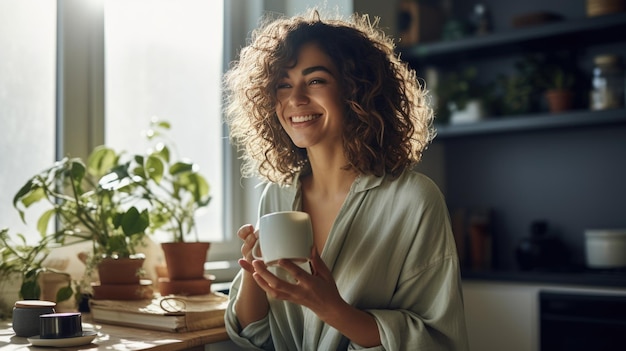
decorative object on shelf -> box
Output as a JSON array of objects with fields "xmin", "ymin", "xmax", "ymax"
[
  {"xmin": 451, "ymin": 207, "xmax": 492, "ymax": 270},
  {"xmin": 523, "ymin": 52, "xmax": 578, "ymax": 113},
  {"xmin": 584, "ymin": 229, "xmax": 626, "ymax": 269},
  {"xmin": 511, "ymin": 12, "xmax": 563, "ymax": 28},
  {"xmin": 467, "ymin": 209, "xmax": 492, "ymax": 271},
  {"xmin": 545, "ymin": 89, "xmax": 574, "ymax": 113},
  {"xmin": 590, "ymin": 54, "xmax": 625, "ymax": 110},
  {"xmin": 515, "ymin": 220, "xmax": 570, "ymax": 271},
  {"xmin": 586, "ymin": 0, "xmax": 626, "ymax": 17},
  {"xmin": 469, "ymin": 3, "xmax": 492, "ymax": 35},
  {"xmin": 449, "ymin": 99, "xmax": 485, "ymax": 124},
  {"xmin": 494, "ymin": 57, "xmax": 539, "ymax": 116},
  {"xmin": 435, "ymin": 66, "xmax": 489, "ymax": 123},
  {"xmin": 541, "ymin": 65, "xmax": 575, "ymax": 106},
  {"xmin": 397, "ymin": 0, "xmax": 446, "ymax": 46},
  {"xmin": 441, "ymin": 18, "xmax": 471, "ymax": 41}
]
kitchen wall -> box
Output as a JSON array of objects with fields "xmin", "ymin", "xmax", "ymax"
[{"xmin": 357, "ymin": 0, "xmax": 626, "ymax": 271}]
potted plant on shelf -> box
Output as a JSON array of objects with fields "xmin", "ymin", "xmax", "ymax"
[
  {"xmin": 541, "ymin": 66, "xmax": 575, "ymax": 113},
  {"xmin": 126, "ymin": 119, "xmax": 213, "ymax": 295},
  {"xmin": 12, "ymin": 146, "xmax": 152, "ymax": 301},
  {"xmin": 0, "ymin": 228, "xmax": 73, "ymax": 317},
  {"xmin": 494, "ymin": 56, "xmax": 543, "ymax": 116},
  {"xmin": 524, "ymin": 53, "xmax": 577, "ymax": 114},
  {"xmin": 435, "ymin": 66, "xmax": 489, "ymax": 124}
]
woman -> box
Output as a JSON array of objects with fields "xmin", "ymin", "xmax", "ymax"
[{"xmin": 223, "ymin": 9, "xmax": 468, "ymax": 351}]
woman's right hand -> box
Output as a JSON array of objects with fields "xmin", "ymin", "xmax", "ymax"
[
  {"xmin": 237, "ymin": 224, "xmax": 258, "ymax": 274},
  {"xmin": 234, "ymin": 223, "xmax": 270, "ymax": 328}
]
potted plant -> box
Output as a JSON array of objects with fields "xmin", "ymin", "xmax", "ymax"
[
  {"xmin": 0, "ymin": 228, "xmax": 73, "ymax": 317},
  {"xmin": 542, "ymin": 66, "xmax": 575, "ymax": 113},
  {"xmin": 494, "ymin": 57, "xmax": 543, "ymax": 116},
  {"xmin": 524, "ymin": 53, "xmax": 577, "ymax": 113},
  {"xmin": 12, "ymin": 146, "xmax": 151, "ymax": 300},
  {"xmin": 124, "ymin": 119, "xmax": 213, "ymax": 295},
  {"xmin": 436, "ymin": 66, "xmax": 488, "ymax": 124}
]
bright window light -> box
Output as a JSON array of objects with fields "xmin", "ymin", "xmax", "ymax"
[
  {"xmin": 0, "ymin": 1, "xmax": 56, "ymax": 244},
  {"xmin": 104, "ymin": 0, "xmax": 224, "ymax": 243}
]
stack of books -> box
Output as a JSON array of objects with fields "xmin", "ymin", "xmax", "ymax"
[{"xmin": 89, "ymin": 292, "xmax": 229, "ymax": 332}]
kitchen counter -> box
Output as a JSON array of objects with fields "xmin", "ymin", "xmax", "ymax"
[{"xmin": 463, "ymin": 268, "xmax": 626, "ymax": 288}]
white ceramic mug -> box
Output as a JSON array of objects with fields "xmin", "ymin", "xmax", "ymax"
[{"xmin": 253, "ymin": 211, "xmax": 314, "ymax": 266}]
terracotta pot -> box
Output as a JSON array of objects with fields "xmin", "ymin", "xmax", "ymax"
[
  {"xmin": 91, "ymin": 279, "xmax": 153, "ymax": 300},
  {"xmin": 157, "ymin": 275, "xmax": 214, "ymax": 296},
  {"xmin": 97, "ymin": 256, "xmax": 145, "ymax": 285},
  {"xmin": 161, "ymin": 242, "xmax": 210, "ymax": 280},
  {"xmin": 545, "ymin": 89, "xmax": 574, "ymax": 113}
]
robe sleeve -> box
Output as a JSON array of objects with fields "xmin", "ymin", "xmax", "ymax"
[
  {"xmin": 358, "ymin": 257, "xmax": 467, "ymax": 350},
  {"xmin": 224, "ymin": 270, "xmax": 274, "ymax": 350}
]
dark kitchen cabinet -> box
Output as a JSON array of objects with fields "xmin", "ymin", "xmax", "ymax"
[{"xmin": 396, "ymin": 1, "xmax": 626, "ymax": 273}]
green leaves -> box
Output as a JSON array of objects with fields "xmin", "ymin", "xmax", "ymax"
[
  {"xmin": 56, "ymin": 284, "xmax": 74, "ymax": 302},
  {"xmin": 20, "ymin": 269, "xmax": 41, "ymax": 300},
  {"xmin": 145, "ymin": 154, "xmax": 165, "ymax": 184},
  {"xmin": 115, "ymin": 206, "xmax": 150, "ymax": 237},
  {"xmin": 0, "ymin": 228, "xmax": 73, "ymax": 303},
  {"xmin": 118, "ymin": 119, "xmax": 212, "ymax": 242},
  {"xmin": 87, "ymin": 146, "xmax": 119, "ymax": 177}
]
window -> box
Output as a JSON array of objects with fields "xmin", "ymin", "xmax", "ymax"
[
  {"xmin": 103, "ymin": 0, "xmax": 224, "ymax": 243},
  {"xmin": 1, "ymin": 1, "xmax": 234, "ymax": 250},
  {"xmin": 0, "ymin": 1, "xmax": 56, "ymax": 243}
]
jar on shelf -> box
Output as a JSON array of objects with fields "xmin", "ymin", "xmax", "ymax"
[{"xmin": 590, "ymin": 54, "xmax": 625, "ymax": 110}]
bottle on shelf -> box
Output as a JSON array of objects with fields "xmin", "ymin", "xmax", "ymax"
[{"xmin": 590, "ymin": 54, "xmax": 625, "ymax": 110}]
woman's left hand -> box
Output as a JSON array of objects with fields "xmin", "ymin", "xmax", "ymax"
[{"xmin": 251, "ymin": 248, "xmax": 345, "ymax": 321}]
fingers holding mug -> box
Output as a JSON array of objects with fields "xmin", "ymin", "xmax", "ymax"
[{"xmin": 238, "ymin": 224, "xmax": 258, "ymax": 259}]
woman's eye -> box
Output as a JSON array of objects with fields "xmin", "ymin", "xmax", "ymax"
[
  {"xmin": 309, "ymin": 79, "xmax": 325, "ymax": 85},
  {"xmin": 276, "ymin": 83, "xmax": 291, "ymax": 90}
]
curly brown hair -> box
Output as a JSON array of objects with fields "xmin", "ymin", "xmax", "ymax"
[{"xmin": 223, "ymin": 9, "xmax": 435, "ymax": 186}]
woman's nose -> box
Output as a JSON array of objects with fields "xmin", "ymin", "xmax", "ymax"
[{"xmin": 288, "ymin": 86, "xmax": 309, "ymax": 106}]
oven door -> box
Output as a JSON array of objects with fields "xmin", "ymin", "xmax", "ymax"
[{"xmin": 540, "ymin": 290, "xmax": 626, "ymax": 351}]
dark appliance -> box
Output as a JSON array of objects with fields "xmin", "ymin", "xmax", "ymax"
[{"xmin": 540, "ymin": 290, "xmax": 626, "ymax": 351}]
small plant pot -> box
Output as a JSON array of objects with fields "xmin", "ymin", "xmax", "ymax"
[
  {"xmin": 97, "ymin": 256, "xmax": 145, "ymax": 285},
  {"xmin": 449, "ymin": 99, "xmax": 485, "ymax": 124},
  {"xmin": 161, "ymin": 242, "xmax": 210, "ymax": 280},
  {"xmin": 545, "ymin": 89, "xmax": 574, "ymax": 113}
]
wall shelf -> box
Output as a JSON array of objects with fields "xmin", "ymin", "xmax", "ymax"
[
  {"xmin": 399, "ymin": 1, "xmax": 626, "ymax": 273},
  {"xmin": 434, "ymin": 108, "xmax": 626, "ymax": 139},
  {"xmin": 399, "ymin": 12, "xmax": 626, "ymax": 65}
]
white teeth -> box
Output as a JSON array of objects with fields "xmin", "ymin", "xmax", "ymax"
[{"xmin": 291, "ymin": 114, "xmax": 319, "ymax": 123}]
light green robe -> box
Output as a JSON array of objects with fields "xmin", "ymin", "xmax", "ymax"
[{"xmin": 225, "ymin": 170, "xmax": 469, "ymax": 350}]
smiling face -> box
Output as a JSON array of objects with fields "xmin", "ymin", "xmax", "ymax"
[{"xmin": 275, "ymin": 42, "xmax": 345, "ymax": 151}]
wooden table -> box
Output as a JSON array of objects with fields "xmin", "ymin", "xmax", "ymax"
[{"xmin": 0, "ymin": 314, "xmax": 230, "ymax": 351}]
